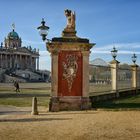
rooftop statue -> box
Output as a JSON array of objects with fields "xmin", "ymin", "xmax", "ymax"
[
  {"xmin": 64, "ymin": 9, "xmax": 75, "ymax": 30},
  {"xmin": 12, "ymin": 23, "xmax": 15, "ymax": 31}
]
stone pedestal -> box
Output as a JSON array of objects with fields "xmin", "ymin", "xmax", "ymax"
[
  {"xmin": 47, "ymin": 9, "xmax": 95, "ymax": 111},
  {"xmin": 49, "ymin": 96, "xmax": 90, "ymax": 112},
  {"xmin": 47, "ymin": 36, "xmax": 94, "ymax": 111}
]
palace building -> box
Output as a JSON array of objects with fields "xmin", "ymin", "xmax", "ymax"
[{"xmin": 0, "ymin": 26, "xmax": 39, "ymax": 71}]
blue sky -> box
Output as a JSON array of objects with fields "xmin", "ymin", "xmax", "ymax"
[{"xmin": 0, "ymin": 0, "xmax": 140, "ymax": 70}]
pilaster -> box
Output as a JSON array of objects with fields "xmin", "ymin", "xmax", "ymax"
[
  {"xmin": 81, "ymin": 51, "xmax": 90, "ymax": 97},
  {"xmin": 51, "ymin": 51, "xmax": 59, "ymax": 97}
]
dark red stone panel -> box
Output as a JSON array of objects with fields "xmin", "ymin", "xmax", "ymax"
[{"xmin": 58, "ymin": 51, "xmax": 82, "ymax": 96}]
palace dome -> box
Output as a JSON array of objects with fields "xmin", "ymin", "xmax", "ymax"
[{"xmin": 8, "ymin": 30, "xmax": 19, "ymax": 39}]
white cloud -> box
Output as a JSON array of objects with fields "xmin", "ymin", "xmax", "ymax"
[
  {"xmin": 39, "ymin": 53, "xmax": 51, "ymax": 70},
  {"xmin": 39, "ymin": 51, "xmax": 51, "ymax": 70},
  {"xmin": 23, "ymin": 39, "xmax": 44, "ymax": 45},
  {"xmin": 39, "ymin": 51, "xmax": 50, "ymax": 57},
  {"xmin": 118, "ymin": 51, "xmax": 140, "ymax": 55},
  {"xmin": 92, "ymin": 50, "xmax": 140, "ymax": 55},
  {"xmin": 92, "ymin": 42, "xmax": 140, "ymax": 54}
]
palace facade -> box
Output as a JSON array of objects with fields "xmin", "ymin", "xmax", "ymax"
[{"xmin": 0, "ymin": 27, "xmax": 39, "ymax": 71}]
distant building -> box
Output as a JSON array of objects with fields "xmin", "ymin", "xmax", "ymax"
[
  {"xmin": 0, "ymin": 26, "xmax": 39, "ymax": 71},
  {"xmin": 90, "ymin": 58, "xmax": 108, "ymax": 66},
  {"xmin": 89, "ymin": 58, "xmax": 111, "ymax": 82}
]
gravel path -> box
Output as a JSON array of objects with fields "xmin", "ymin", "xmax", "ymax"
[
  {"xmin": 0, "ymin": 105, "xmax": 31, "ymax": 115},
  {"xmin": 0, "ymin": 108, "xmax": 140, "ymax": 140}
]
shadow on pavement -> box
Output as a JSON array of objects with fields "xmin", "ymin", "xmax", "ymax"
[
  {"xmin": 39, "ymin": 111, "xmax": 98, "ymax": 116},
  {"xmin": 0, "ymin": 117, "xmax": 72, "ymax": 122},
  {"xmin": 0, "ymin": 110, "xmax": 31, "ymax": 115}
]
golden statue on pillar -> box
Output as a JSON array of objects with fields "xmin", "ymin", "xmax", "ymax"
[
  {"xmin": 65, "ymin": 9, "xmax": 75, "ymax": 30},
  {"xmin": 46, "ymin": 9, "xmax": 95, "ymax": 111},
  {"xmin": 62, "ymin": 9, "xmax": 77, "ymax": 37}
]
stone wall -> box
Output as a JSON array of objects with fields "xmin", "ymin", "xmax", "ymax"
[{"xmin": 90, "ymin": 88, "xmax": 140, "ymax": 107}]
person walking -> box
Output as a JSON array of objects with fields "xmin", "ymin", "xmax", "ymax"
[{"xmin": 14, "ymin": 81, "xmax": 20, "ymax": 92}]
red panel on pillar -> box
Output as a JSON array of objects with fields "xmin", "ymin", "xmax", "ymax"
[{"xmin": 58, "ymin": 51, "xmax": 82, "ymax": 96}]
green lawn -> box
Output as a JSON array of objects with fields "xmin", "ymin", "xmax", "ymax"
[
  {"xmin": 93, "ymin": 94, "xmax": 140, "ymax": 110},
  {"xmin": 0, "ymin": 82, "xmax": 51, "ymax": 94},
  {"xmin": 0, "ymin": 83, "xmax": 50, "ymax": 107},
  {"xmin": 0, "ymin": 83, "xmax": 140, "ymax": 109},
  {"xmin": 0, "ymin": 97, "xmax": 50, "ymax": 107}
]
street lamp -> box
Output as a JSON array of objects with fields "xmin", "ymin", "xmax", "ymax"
[
  {"xmin": 37, "ymin": 18, "xmax": 49, "ymax": 41},
  {"xmin": 111, "ymin": 46, "xmax": 118, "ymax": 60},
  {"xmin": 131, "ymin": 53, "xmax": 137, "ymax": 64}
]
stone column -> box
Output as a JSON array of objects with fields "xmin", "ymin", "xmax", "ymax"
[
  {"xmin": 6, "ymin": 54, "xmax": 10, "ymax": 68},
  {"xmin": 7, "ymin": 55, "xmax": 9, "ymax": 68},
  {"xmin": 81, "ymin": 51, "xmax": 91, "ymax": 109},
  {"xmin": 9, "ymin": 55, "xmax": 11, "ymax": 68},
  {"xmin": 8, "ymin": 55, "xmax": 10, "ymax": 68},
  {"xmin": 37, "ymin": 57, "xmax": 39, "ymax": 70},
  {"xmin": 51, "ymin": 52, "xmax": 58, "ymax": 97},
  {"xmin": 26, "ymin": 56, "xmax": 28, "ymax": 69},
  {"xmin": 33, "ymin": 57, "xmax": 35, "ymax": 70},
  {"xmin": 0, "ymin": 54, "xmax": 2, "ymax": 68},
  {"xmin": 110, "ymin": 60, "xmax": 120, "ymax": 97},
  {"xmin": 3, "ymin": 55, "xmax": 5, "ymax": 68},
  {"xmin": 82, "ymin": 51, "xmax": 90, "ymax": 97},
  {"xmin": 30, "ymin": 56, "xmax": 32, "ymax": 70},
  {"xmin": 131, "ymin": 64, "xmax": 138, "ymax": 90},
  {"xmin": 15, "ymin": 54, "xmax": 17, "ymax": 68},
  {"xmin": 2, "ymin": 54, "xmax": 4, "ymax": 68},
  {"xmin": 34, "ymin": 57, "xmax": 37, "ymax": 70},
  {"xmin": 19, "ymin": 54, "xmax": 22, "ymax": 68},
  {"xmin": 48, "ymin": 51, "xmax": 59, "ymax": 112},
  {"xmin": 5, "ymin": 55, "xmax": 7, "ymax": 68}
]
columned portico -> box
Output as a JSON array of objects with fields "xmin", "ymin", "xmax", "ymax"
[{"xmin": 0, "ymin": 26, "xmax": 39, "ymax": 71}]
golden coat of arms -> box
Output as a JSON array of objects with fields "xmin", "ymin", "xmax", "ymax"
[{"xmin": 62, "ymin": 54, "xmax": 78, "ymax": 92}]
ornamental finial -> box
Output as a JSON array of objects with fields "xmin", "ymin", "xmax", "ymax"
[{"xmin": 12, "ymin": 23, "xmax": 15, "ymax": 31}]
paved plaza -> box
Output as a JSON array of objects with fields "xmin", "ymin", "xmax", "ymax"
[{"xmin": 0, "ymin": 109, "xmax": 140, "ymax": 140}]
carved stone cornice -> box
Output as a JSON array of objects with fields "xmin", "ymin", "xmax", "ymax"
[{"xmin": 47, "ymin": 39, "xmax": 95, "ymax": 53}]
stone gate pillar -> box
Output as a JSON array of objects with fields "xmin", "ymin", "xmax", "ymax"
[
  {"xmin": 131, "ymin": 64, "xmax": 138, "ymax": 90},
  {"xmin": 47, "ymin": 9, "xmax": 95, "ymax": 111},
  {"xmin": 110, "ymin": 60, "xmax": 120, "ymax": 97}
]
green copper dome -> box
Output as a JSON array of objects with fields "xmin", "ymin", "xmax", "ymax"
[{"xmin": 8, "ymin": 30, "xmax": 19, "ymax": 39}]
